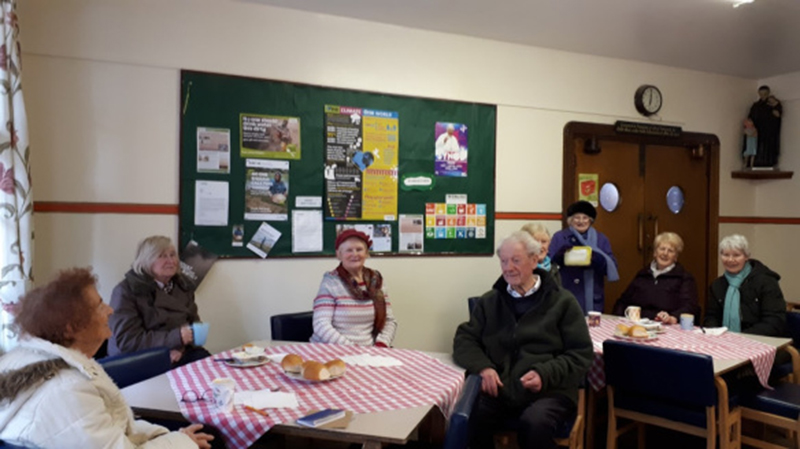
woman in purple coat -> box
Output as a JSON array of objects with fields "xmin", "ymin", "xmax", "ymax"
[
  {"xmin": 612, "ymin": 232, "xmax": 699, "ymax": 324},
  {"xmin": 549, "ymin": 201, "xmax": 618, "ymax": 314}
]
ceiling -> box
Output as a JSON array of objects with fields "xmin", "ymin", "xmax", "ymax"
[{"xmin": 245, "ymin": 0, "xmax": 800, "ymax": 79}]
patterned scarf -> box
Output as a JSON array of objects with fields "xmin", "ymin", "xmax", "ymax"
[
  {"xmin": 723, "ymin": 262, "xmax": 752, "ymax": 333},
  {"xmin": 335, "ymin": 263, "xmax": 386, "ymax": 336},
  {"xmin": 538, "ymin": 255, "xmax": 552, "ymax": 272}
]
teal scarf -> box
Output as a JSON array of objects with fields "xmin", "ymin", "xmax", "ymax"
[
  {"xmin": 722, "ymin": 262, "xmax": 752, "ymax": 333},
  {"xmin": 539, "ymin": 255, "xmax": 552, "ymax": 272}
]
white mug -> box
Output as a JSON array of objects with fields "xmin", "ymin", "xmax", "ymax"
[
  {"xmin": 625, "ymin": 306, "xmax": 641, "ymax": 322},
  {"xmin": 211, "ymin": 378, "xmax": 236, "ymax": 413}
]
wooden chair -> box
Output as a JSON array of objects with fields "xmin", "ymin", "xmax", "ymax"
[
  {"xmin": 604, "ymin": 340, "xmax": 741, "ymax": 449},
  {"xmin": 555, "ymin": 385, "xmax": 586, "ymax": 449},
  {"xmin": 270, "ymin": 311, "xmax": 313, "ymax": 342}
]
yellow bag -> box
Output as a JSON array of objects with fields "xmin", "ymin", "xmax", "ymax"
[{"xmin": 564, "ymin": 246, "xmax": 592, "ymax": 266}]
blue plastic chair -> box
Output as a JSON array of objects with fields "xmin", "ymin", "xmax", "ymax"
[
  {"xmin": 270, "ymin": 311, "xmax": 314, "ymax": 342},
  {"xmin": 603, "ymin": 340, "xmax": 740, "ymax": 449},
  {"xmin": 741, "ymin": 382, "xmax": 800, "ymax": 448},
  {"xmin": 443, "ymin": 374, "xmax": 482, "ymax": 449},
  {"xmin": 98, "ymin": 346, "xmax": 171, "ymax": 389}
]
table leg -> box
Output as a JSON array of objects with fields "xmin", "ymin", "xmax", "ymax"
[{"xmin": 586, "ymin": 386, "xmax": 597, "ymax": 449}]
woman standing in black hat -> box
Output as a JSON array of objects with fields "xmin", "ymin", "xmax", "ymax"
[{"xmin": 549, "ymin": 201, "xmax": 619, "ymax": 314}]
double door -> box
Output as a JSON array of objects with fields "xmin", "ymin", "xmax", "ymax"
[{"xmin": 564, "ymin": 123, "xmax": 719, "ymax": 314}]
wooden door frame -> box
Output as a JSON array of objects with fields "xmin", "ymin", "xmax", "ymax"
[{"xmin": 562, "ymin": 121, "xmax": 720, "ymax": 291}]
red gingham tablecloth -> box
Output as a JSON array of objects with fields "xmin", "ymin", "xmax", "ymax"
[
  {"xmin": 167, "ymin": 343, "xmax": 465, "ymax": 449},
  {"xmin": 586, "ymin": 316, "xmax": 777, "ymax": 392}
]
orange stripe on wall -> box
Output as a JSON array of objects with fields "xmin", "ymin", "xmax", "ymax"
[
  {"xmin": 495, "ymin": 212, "xmax": 563, "ymax": 220},
  {"xmin": 34, "ymin": 202, "xmax": 179, "ymax": 215}
]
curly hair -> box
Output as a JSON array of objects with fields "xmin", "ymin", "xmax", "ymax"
[{"xmin": 15, "ymin": 267, "xmax": 98, "ymax": 347}]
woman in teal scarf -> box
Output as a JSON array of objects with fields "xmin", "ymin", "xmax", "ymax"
[
  {"xmin": 703, "ymin": 234, "xmax": 786, "ymax": 336},
  {"xmin": 521, "ymin": 222, "xmax": 561, "ymax": 287}
]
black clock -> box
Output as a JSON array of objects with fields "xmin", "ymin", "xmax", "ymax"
[{"xmin": 634, "ymin": 85, "xmax": 662, "ymax": 117}]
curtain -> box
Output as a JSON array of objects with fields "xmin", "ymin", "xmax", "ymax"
[{"xmin": 0, "ymin": 0, "xmax": 32, "ymax": 352}]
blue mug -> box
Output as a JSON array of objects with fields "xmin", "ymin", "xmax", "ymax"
[{"xmin": 191, "ymin": 322, "xmax": 210, "ymax": 346}]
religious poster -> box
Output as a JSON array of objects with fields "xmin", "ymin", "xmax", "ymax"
[
  {"xmin": 324, "ymin": 105, "xmax": 398, "ymax": 221},
  {"xmin": 196, "ymin": 127, "xmax": 231, "ymax": 174},
  {"xmin": 434, "ymin": 122, "xmax": 468, "ymax": 177},
  {"xmin": 240, "ymin": 114, "xmax": 301, "ymax": 160},
  {"xmin": 424, "ymin": 202, "xmax": 486, "ymax": 239},
  {"xmin": 244, "ymin": 159, "xmax": 289, "ymax": 221},
  {"xmin": 578, "ymin": 173, "xmax": 599, "ymax": 207}
]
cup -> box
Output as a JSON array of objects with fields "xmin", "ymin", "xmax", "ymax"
[
  {"xmin": 588, "ymin": 311, "xmax": 601, "ymax": 327},
  {"xmin": 192, "ymin": 322, "xmax": 210, "ymax": 346},
  {"xmin": 624, "ymin": 306, "xmax": 641, "ymax": 322},
  {"xmin": 680, "ymin": 314, "xmax": 695, "ymax": 331},
  {"xmin": 211, "ymin": 377, "xmax": 236, "ymax": 413}
]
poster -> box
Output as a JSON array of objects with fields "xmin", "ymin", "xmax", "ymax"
[
  {"xmin": 180, "ymin": 242, "xmax": 218, "ymax": 288},
  {"xmin": 197, "ymin": 127, "xmax": 231, "ymax": 174},
  {"xmin": 578, "ymin": 173, "xmax": 599, "ymax": 207},
  {"xmin": 399, "ymin": 215, "xmax": 424, "ymax": 253},
  {"xmin": 246, "ymin": 222, "xmax": 282, "ymax": 258},
  {"xmin": 240, "ymin": 114, "xmax": 301, "ymax": 160},
  {"xmin": 244, "ymin": 159, "xmax": 289, "ymax": 221},
  {"xmin": 324, "ymin": 105, "xmax": 398, "ymax": 221},
  {"xmin": 434, "ymin": 122, "xmax": 468, "ymax": 177},
  {"xmin": 292, "ymin": 210, "xmax": 323, "ymax": 253},
  {"xmin": 424, "ymin": 202, "xmax": 487, "ymax": 240},
  {"xmin": 335, "ymin": 223, "xmax": 392, "ymax": 252},
  {"xmin": 194, "ymin": 180, "xmax": 229, "ymax": 226}
]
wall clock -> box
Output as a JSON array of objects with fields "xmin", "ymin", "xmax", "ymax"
[{"xmin": 634, "ymin": 85, "xmax": 662, "ymax": 117}]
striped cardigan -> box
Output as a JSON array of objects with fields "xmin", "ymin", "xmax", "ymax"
[{"xmin": 310, "ymin": 271, "xmax": 397, "ymax": 346}]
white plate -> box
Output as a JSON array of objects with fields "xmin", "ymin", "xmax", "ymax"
[
  {"xmin": 224, "ymin": 357, "xmax": 271, "ymax": 368},
  {"xmin": 613, "ymin": 330, "xmax": 658, "ymax": 342},
  {"xmin": 282, "ymin": 371, "xmax": 345, "ymax": 383}
]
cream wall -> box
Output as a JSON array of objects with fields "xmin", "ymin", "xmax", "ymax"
[{"xmin": 20, "ymin": 0, "xmax": 760, "ymax": 353}]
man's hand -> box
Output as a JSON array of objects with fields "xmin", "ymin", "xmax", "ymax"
[
  {"xmin": 520, "ymin": 370, "xmax": 542, "ymax": 393},
  {"xmin": 479, "ymin": 368, "xmax": 504, "ymax": 397}
]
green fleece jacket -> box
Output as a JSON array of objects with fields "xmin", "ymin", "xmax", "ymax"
[{"xmin": 453, "ymin": 269, "xmax": 593, "ymax": 407}]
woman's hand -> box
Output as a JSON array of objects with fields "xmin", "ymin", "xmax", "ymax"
[
  {"xmin": 180, "ymin": 325, "xmax": 194, "ymax": 345},
  {"xmin": 170, "ymin": 349, "xmax": 184, "ymax": 364},
  {"xmin": 180, "ymin": 423, "xmax": 214, "ymax": 449},
  {"xmin": 656, "ymin": 311, "xmax": 677, "ymax": 325}
]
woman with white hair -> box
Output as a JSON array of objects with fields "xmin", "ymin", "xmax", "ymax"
[
  {"xmin": 108, "ymin": 236, "xmax": 211, "ymax": 365},
  {"xmin": 703, "ymin": 234, "xmax": 786, "ymax": 336},
  {"xmin": 520, "ymin": 222, "xmax": 561, "ymax": 286}
]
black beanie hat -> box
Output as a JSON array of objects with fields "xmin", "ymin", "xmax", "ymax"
[{"xmin": 566, "ymin": 200, "xmax": 597, "ymax": 220}]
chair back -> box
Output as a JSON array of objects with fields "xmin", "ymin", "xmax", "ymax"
[
  {"xmin": 467, "ymin": 296, "xmax": 480, "ymax": 315},
  {"xmin": 0, "ymin": 441, "xmax": 27, "ymax": 448},
  {"xmin": 270, "ymin": 311, "xmax": 314, "ymax": 342},
  {"xmin": 787, "ymin": 311, "xmax": 800, "ymax": 348},
  {"xmin": 98, "ymin": 347, "xmax": 171, "ymax": 389},
  {"xmin": 604, "ymin": 340, "xmax": 716, "ymax": 407},
  {"xmin": 443, "ymin": 374, "xmax": 481, "ymax": 449}
]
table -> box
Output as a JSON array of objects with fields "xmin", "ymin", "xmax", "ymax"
[{"xmin": 122, "ymin": 341, "xmax": 463, "ymax": 449}]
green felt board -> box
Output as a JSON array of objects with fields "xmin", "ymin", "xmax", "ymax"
[{"xmin": 179, "ymin": 70, "xmax": 496, "ymax": 257}]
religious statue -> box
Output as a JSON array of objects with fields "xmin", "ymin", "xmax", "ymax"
[
  {"xmin": 747, "ymin": 85, "xmax": 782, "ymax": 168},
  {"xmin": 742, "ymin": 118, "xmax": 757, "ymax": 169}
]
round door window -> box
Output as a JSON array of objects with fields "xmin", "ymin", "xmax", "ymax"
[
  {"xmin": 666, "ymin": 186, "xmax": 685, "ymax": 214},
  {"xmin": 599, "ymin": 183, "xmax": 620, "ymax": 212}
]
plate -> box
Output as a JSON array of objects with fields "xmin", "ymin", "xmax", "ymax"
[
  {"xmin": 224, "ymin": 357, "xmax": 271, "ymax": 368},
  {"xmin": 613, "ymin": 330, "xmax": 658, "ymax": 342},
  {"xmin": 282, "ymin": 370, "xmax": 345, "ymax": 383}
]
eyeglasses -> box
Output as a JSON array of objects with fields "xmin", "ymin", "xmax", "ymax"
[{"xmin": 181, "ymin": 389, "xmax": 213, "ymax": 403}]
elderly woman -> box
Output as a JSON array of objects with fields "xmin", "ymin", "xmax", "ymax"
[
  {"xmin": 549, "ymin": 201, "xmax": 619, "ymax": 314},
  {"xmin": 704, "ymin": 234, "xmax": 786, "ymax": 336},
  {"xmin": 521, "ymin": 222, "xmax": 561, "ymax": 286},
  {"xmin": 0, "ymin": 268, "xmax": 213, "ymax": 448},
  {"xmin": 109, "ymin": 236, "xmax": 210, "ymax": 365},
  {"xmin": 310, "ymin": 229, "xmax": 397, "ymax": 346},
  {"xmin": 612, "ymin": 232, "xmax": 699, "ymax": 324}
]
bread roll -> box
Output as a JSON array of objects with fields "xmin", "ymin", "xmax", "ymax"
[
  {"xmin": 615, "ymin": 324, "xmax": 630, "ymax": 335},
  {"xmin": 281, "ymin": 353, "xmax": 304, "ymax": 374},
  {"xmin": 629, "ymin": 325, "xmax": 649, "ymax": 338},
  {"xmin": 325, "ymin": 359, "xmax": 347, "ymax": 377},
  {"xmin": 302, "ymin": 361, "xmax": 331, "ymax": 381}
]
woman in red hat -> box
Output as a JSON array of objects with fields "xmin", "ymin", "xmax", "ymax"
[{"xmin": 310, "ymin": 229, "xmax": 397, "ymax": 346}]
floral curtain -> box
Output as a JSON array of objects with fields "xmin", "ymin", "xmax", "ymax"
[{"xmin": 0, "ymin": 0, "xmax": 32, "ymax": 352}]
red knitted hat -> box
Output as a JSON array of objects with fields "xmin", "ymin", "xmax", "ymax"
[{"xmin": 334, "ymin": 229, "xmax": 372, "ymax": 251}]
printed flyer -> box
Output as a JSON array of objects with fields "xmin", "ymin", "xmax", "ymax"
[
  {"xmin": 240, "ymin": 114, "xmax": 301, "ymax": 160},
  {"xmin": 197, "ymin": 127, "xmax": 231, "ymax": 174},
  {"xmin": 324, "ymin": 105, "xmax": 398, "ymax": 221},
  {"xmin": 434, "ymin": 122, "xmax": 468, "ymax": 177},
  {"xmin": 244, "ymin": 159, "xmax": 289, "ymax": 221}
]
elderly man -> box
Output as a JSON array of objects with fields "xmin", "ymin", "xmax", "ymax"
[{"xmin": 454, "ymin": 231, "xmax": 593, "ymax": 448}]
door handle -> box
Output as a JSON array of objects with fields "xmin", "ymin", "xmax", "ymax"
[
  {"xmin": 638, "ymin": 213, "xmax": 644, "ymax": 252},
  {"xmin": 654, "ymin": 215, "xmax": 659, "ymax": 238}
]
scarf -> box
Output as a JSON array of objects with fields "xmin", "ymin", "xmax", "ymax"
[
  {"xmin": 538, "ymin": 255, "xmax": 552, "ymax": 272},
  {"xmin": 335, "ymin": 263, "xmax": 387, "ymax": 336},
  {"xmin": 722, "ymin": 262, "xmax": 752, "ymax": 333},
  {"xmin": 569, "ymin": 227, "xmax": 620, "ymax": 313}
]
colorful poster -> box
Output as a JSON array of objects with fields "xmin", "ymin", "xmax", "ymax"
[
  {"xmin": 434, "ymin": 122, "xmax": 468, "ymax": 177},
  {"xmin": 578, "ymin": 173, "xmax": 599, "ymax": 207},
  {"xmin": 324, "ymin": 105, "xmax": 398, "ymax": 221},
  {"xmin": 240, "ymin": 114, "xmax": 301, "ymax": 160},
  {"xmin": 244, "ymin": 159, "xmax": 289, "ymax": 221},
  {"xmin": 197, "ymin": 127, "xmax": 231, "ymax": 174},
  {"xmin": 424, "ymin": 202, "xmax": 487, "ymax": 240}
]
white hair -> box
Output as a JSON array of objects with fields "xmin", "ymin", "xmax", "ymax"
[
  {"xmin": 496, "ymin": 231, "xmax": 541, "ymax": 257},
  {"xmin": 132, "ymin": 235, "xmax": 174, "ymax": 276},
  {"xmin": 719, "ymin": 234, "xmax": 751, "ymax": 257}
]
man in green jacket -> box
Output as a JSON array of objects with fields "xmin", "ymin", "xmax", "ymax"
[{"xmin": 454, "ymin": 231, "xmax": 593, "ymax": 448}]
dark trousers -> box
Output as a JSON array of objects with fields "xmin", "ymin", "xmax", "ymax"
[
  {"xmin": 468, "ymin": 393, "xmax": 575, "ymax": 449},
  {"xmin": 175, "ymin": 346, "xmax": 211, "ymax": 367}
]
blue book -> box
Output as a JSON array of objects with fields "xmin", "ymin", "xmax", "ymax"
[{"xmin": 296, "ymin": 409, "xmax": 346, "ymax": 427}]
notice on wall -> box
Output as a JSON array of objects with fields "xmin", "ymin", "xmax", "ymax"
[
  {"xmin": 240, "ymin": 114, "xmax": 301, "ymax": 160},
  {"xmin": 194, "ymin": 180, "xmax": 229, "ymax": 226},
  {"xmin": 334, "ymin": 223, "xmax": 392, "ymax": 253},
  {"xmin": 578, "ymin": 173, "xmax": 599, "ymax": 207},
  {"xmin": 292, "ymin": 210, "xmax": 323, "ymax": 253},
  {"xmin": 244, "ymin": 159, "xmax": 289, "ymax": 221},
  {"xmin": 324, "ymin": 105, "xmax": 398, "ymax": 221},
  {"xmin": 197, "ymin": 127, "xmax": 231, "ymax": 174},
  {"xmin": 246, "ymin": 222, "xmax": 281, "ymax": 258},
  {"xmin": 399, "ymin": 215, "xmax": 424, "ymax": 253},
  {"xmin": 424, "ymin": 202, "xmax": 486, "ymax": 239}
]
